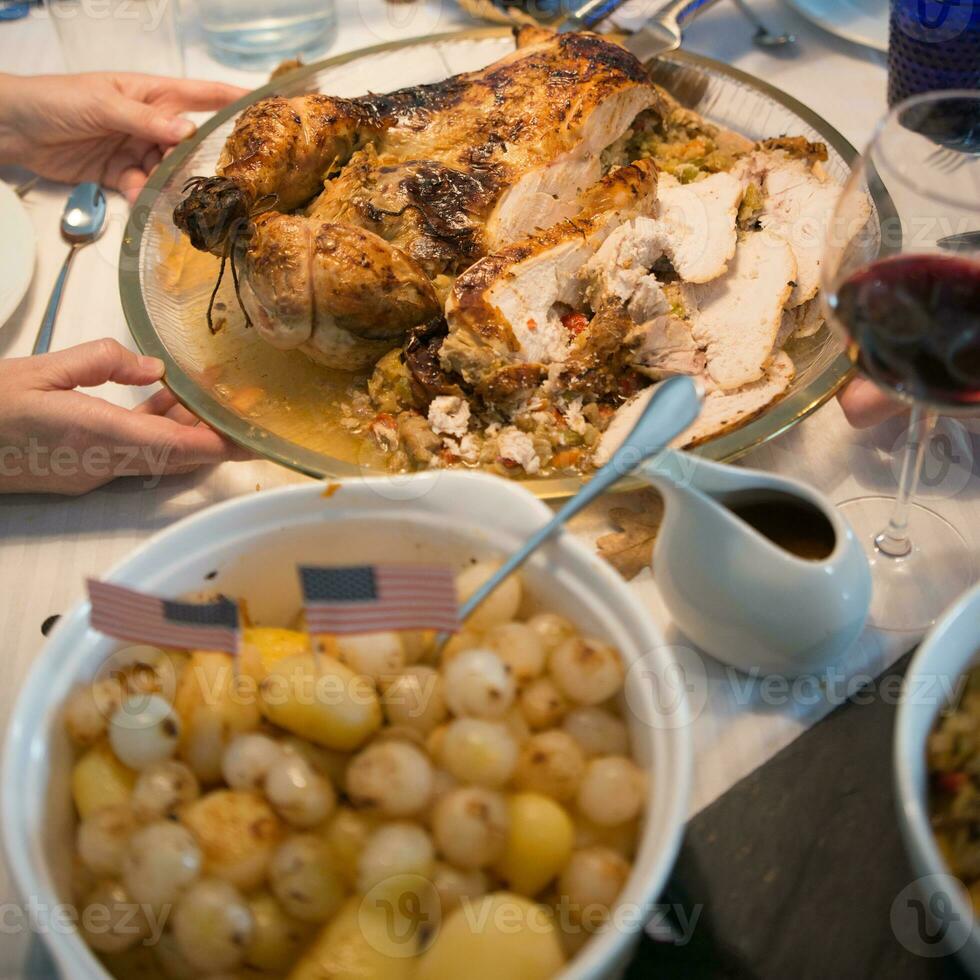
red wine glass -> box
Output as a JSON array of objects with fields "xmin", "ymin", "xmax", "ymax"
[{"xmin": 822, "ymin": 91, "xmax": 979, "ymax": 632}]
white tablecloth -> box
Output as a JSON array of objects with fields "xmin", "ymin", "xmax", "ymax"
[{"xmin": 0, "ymin": 2, "xmax": 978, "ymax": 976}]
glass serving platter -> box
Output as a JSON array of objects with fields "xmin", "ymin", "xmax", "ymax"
[{"xmin": 120, "ymin": 27, "xmax": 865, "ymax": 498}]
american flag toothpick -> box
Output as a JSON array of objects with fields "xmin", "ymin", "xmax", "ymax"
[
  {"xmin": 87, "ymin": 580, "xmax": 241, "ymax": 655},
  {"xmin": 299, "ymin": 564, "xmax": 460, "ymax": 635}
]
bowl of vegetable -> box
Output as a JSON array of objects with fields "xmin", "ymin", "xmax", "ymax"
[
  {"xmin": 2, "ymin": 471, "xmax": 691, "ymax": 980},
  {"xmin": 895, "ymin": 581, "xmax": 980, "ymax": 973}
]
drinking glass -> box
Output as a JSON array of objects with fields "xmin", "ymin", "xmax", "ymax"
[
  {"xmin": 888, "ymin": 0, "xmax": 980, "ymax": 105},
  {"xmin": 47, "ymin": 0, "xmax": 184, "ymax": 76},
  {"xmin": 822, "ymin": 91, "xmax": 980, "ymax": 632},
  {"xmin": 197, "ymin": 0, "xmax": 337, "ymax": 69}
]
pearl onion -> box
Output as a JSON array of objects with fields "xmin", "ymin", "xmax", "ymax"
[
  {"xmin": 562, "ymin": 707, "xmax": 629, "ymax": 758},
  {"xmin": 576, "ymin": 756, "xmax": 645, "ymax": 826},
  {"xmin": 346, "ymin": 741, "xmax": 433, "ymax": 816},
  {"xmin": 221, "ymin": 733, "xmax": 283, "ymax": 792},
  {"xmin": 573, "ymin": 815, "xmax": 639, "ymax": 859},
  {"xmin": 71, "ymin": 854, "xmax": 95, "ymax": 907},
  {"xmin": 172, "ymin": 878, "xmax": 254, "ymax": 974},
  {"xmin": 443, "ymin": 650, "xmax": 515, "ymax": 718},
  {"xmin": 548, "ymin": 637, "xmax": 624, "ymax": 705},
  {"xmin": 80, "ymin": 880, "xmax": 149, "ymax": 954},
  {"xmin": 245, "ymin": 891, "xmax": 313, "ymax": 973},
  {"xmin": 456, "ymin": 562, "xmax": 522, "ymax": 632},
  {"xmin": 336, "ymin": 632, "xmax": 405, "ymax": 683},
  {"xmin": 513, "ymin": 730, "xmax": 586, "ymax": 802},
  {"xmin": 519, "ymin": 677, "xmax": 569, "ymax": 730},
  {"xmin": 426, "ymin": 724, "xmax": 448, "ymax": 760},
  {"xmin": 76, "ymin": 805, "xmax": 137, "ymax": 876},
  {"xmin": 440, "ymin": 630, "xmax": 483, "ymax": 665},
  {"xmin": 526, "ymin": 612, "xmax": 578, "ymax": 654},
  {"xmin": 265, "ymin": 753, "xmax": 336, "ymax": 828},
  {"xmin": 322, "ymin": 807, "xmax": 378, "ymax": 886},
  {"xmin": 120, "ymin": 661, "xmax": 164, "ymax": 698},
  {"xmin": 131, "ymin": 760, "xmax": 200, "ymax": 821},
  {"xmin": 428, "ymin": 768, "xmax": 458, "ymax": 810},
  {"xmin": 431, "ymin": 786, "xmax": 509, "ymax": 869},
  {"xmin": 122, "ymin": 822, "xmax": 202, "ymax": 909},
  {"xmin": 443, "ymin": 649, "xmax": 515, "ymax": 719},
  {"xmin": 357, "ymin": 822, "xmax": 435, "ymax": 894},
  {"xmin": 269, "ymin": 835, "xmax": 347, "ymax": 923},
  {"xmin": 482, "ymin": 623, "xmax": 546, "ymax": 683},
  {"xmin": 439, "ymin": 719, "xmax": 518, "ymax": 788},
  {"xmin": 400, "ymin": 631, "xmax": 435, "ymax": 665},
  {"xmin": 179, "ymin": 706, "xmax": 226, "ymax": 785},
  {"xmin": 108, "ymin": 693, "xmax": 180, "ymax": 770},
  {"xmin": 431, "ymin": 862, "xmax": 489, "ymax": 914},
  {"xmin": 64, "ymin": 679, "xmax": 123, "ymax": 746},
  {"xmin": 280, "ymin": 737, "xmax": 350, "ymax": 789},
  {"xmin": 372, "ymin": 726, "xmax": 427, "ymax": 750},
  {"xmin": 382, "ymin": 665, "xmax": 447, "ymax": 734},
  {"xmin": 111, "ymin": 644, "xmax": 166, "ymax": 672},
  {"xmin": 558, "ymin": 846, "xmax": 631, "ymax": 923},
  {"xmin": 151, "ymin": 929, "xmax": 198, "ymax": 980},
  {"xmin": 502, "ymin": 707, "xmax": 531, "ymax": 746}
]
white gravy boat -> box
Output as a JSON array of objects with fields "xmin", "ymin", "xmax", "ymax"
[{"xmin": 637, "ymin": 450, "xmax": 872, "ymax": 677}]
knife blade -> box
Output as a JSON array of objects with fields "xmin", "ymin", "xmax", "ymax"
[{"xmin": 937, "ymin": 231, "xmax": 980, "ymax": 254}]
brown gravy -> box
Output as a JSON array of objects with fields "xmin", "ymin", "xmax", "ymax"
[{"xmin": 721, "ymin": 490, "xmax": 836, "ymax": 561}]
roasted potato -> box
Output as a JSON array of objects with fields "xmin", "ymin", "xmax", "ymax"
[
  {"xmin": 494, "ymin": 792, "xmax": 574, "ymax": 896},
  {"xmin": 259, "ymin": 653, "xmax": 382, "ymax": 751},
  {"xmin": 173, "ymin": 651, "xmax": 263, "ymax": 783},
  {"xmin": 240, "ymin": 627, "xmax": 311, "ymax": 682},
  {"xmin": 416, "ymin": 892, "xmax": 564, "ymax": 980},
  {"xmin": 288, "ymin": 896, "xmax": 415, "ymax": 980},
  {"xmin": 180, "ymin": 789, "xmax": 283, "ymax": 891},
  {"xmin": 71, "ymin": 741, "xmax": 137, "ymax": 819}
]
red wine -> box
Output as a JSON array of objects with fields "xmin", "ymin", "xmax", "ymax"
[{"xmin": 833, "ymin": 254, "xmax": 980, "ymax": 409}]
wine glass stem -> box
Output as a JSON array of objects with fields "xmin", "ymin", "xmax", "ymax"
[{"xmin": 874, "ymin": 403, "xmax": 937, "ymax": 558}]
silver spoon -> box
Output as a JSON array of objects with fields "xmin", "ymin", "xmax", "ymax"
[
  {"xmin": 456, "ymin": 375, "xmax": 704, "ymax": 628},
  {"xmin": 32, "ymin": 183, "xmax": 107, "ymax": 355},
  {"xmin": 731, "ymin": 0, "xmax": 796, "ymax": 48}
]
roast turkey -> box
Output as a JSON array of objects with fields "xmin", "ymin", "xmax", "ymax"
[{"xmin": 173, "ymin": 27, "xmax": 666, "ymax": 369}]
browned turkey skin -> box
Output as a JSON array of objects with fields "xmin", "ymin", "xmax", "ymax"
[{"xmin": 172, "ymin": 28, "xmax": 665, "ymax": 370}]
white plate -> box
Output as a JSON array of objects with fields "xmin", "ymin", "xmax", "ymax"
[
  {"xmin": 0, "ymin": 180, "xmax": 36, "ymax": 329},
  {"xmin": 784, "ymin": 0, "xmax": 888, "ymax": 52}
]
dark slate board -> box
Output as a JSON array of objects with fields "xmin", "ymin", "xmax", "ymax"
[{"xmin": 627, "ymin": 652, "xmax": 972, "ymax": 980}]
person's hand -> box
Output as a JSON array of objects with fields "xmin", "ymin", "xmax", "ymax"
[
  {"xmin": 0, "ymin": 72, "xmax": 246, "ymax": 203},
  {"xmin": 0, "ymin": 339, "xmax": 250, "ymax": 495},
  {"xmin": 837, "ymin": 377, "xmax": 907, "ymax": 428}
]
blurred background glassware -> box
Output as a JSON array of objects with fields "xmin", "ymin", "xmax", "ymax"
[
  {"xmin": 888, "ymin": 0, "xmax": 980, "ymax": 105},
  {"xmin": 455, "ymin": 0, "xmax": 568, "ymax": 24},
  {"xmin": 0, "ymin": 1, "xmax": 33, "ymax": 21},
  {"xmin": 46, "ymin": 0, "xmax": 183, "ymax": 75},
  {"xmin": 196, "ymin": 0, "xmax": 336, "ymax": 69},
  {"xmin": 821, "ymin": 90, "xmax": 980, "ymax": 632}
]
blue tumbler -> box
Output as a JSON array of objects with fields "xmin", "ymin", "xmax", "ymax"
[{"xmin": 888, "ymin": 0, "xmax": 980, "ymax": 105}]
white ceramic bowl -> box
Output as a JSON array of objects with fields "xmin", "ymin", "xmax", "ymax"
[
  {"xmin": 895, "ymin": 582, "xmax": 980, "ymax": 973},
  {"xmin": 2, "ymin": 471, "xmax": 692, "ymax": 980}
]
